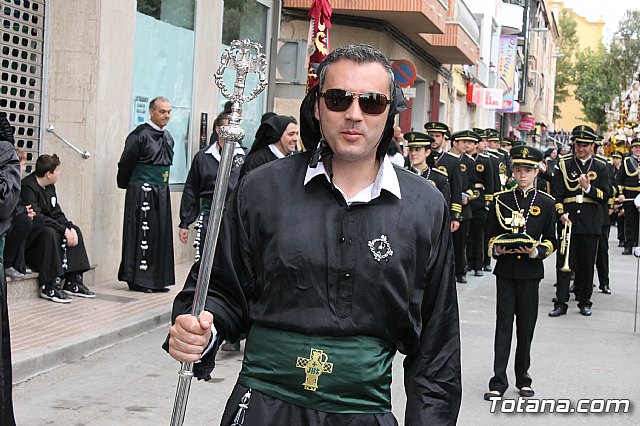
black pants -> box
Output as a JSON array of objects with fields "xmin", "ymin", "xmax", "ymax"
[
  {"xmin": 595, "ymin": 225, "xmax": 610, "ymax": 288},
  {"xmin": 3, "ymin": 213, "xmax": 44, "ymax": 272},
  {"xmin": 489, "ymin": 277, "xmax": 539, "ymax": 393},
  {"xmin": 468, "ymin": 209, "xmax": 487, "ymax": 272},
  {"xmin": 555, "ymin": 233, "xmax": 598, "ymax": 309},
  {"xmin": 616, "ymin": 212, "xmax": 625, "ymax": 244},
  {"xmin": 623, "ymin": 201, "xmax": 639, "ymax": 248},
  {"xmin": 452, "ymin": 220, "xmax": 471, "ymax": 277},
  {"xmin": 25, "ymin": 224, "xmax": 90, "ymax": 286},
  {"xmin": 0, "ymin": 266, "xmax": 16, "ymax": 425}
]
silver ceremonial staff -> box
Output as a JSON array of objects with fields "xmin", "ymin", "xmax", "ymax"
[{"xmin": 170, "ymin": 39, "xmax": 267, "ymax": 426}]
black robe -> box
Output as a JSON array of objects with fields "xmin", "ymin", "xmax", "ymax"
[
  {"xmin": 0, "ymin": 139, "xmax": 21, "ymax": 426},
  {"xmin": 117, "ymin": 123, "xmax": 175, "ymax": 289},
  {"xmin": 179, "ymin": 143, "xmax": 245, "ymax": 261},
  {"xmin": 20, "ymin": 173, "xmax": 91, "ymax": 284},
  {"xmin": 239, "ymin": 145, "xmax": 278, "ymax": 178},
  {"xmin": 167, "ymin": 152, "xmax": 462, "ymax": 425}
]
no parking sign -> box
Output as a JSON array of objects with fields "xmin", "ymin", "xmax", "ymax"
[{"xmin": 391, "ymin": 60, "xmax": 416, "ymax": 88}]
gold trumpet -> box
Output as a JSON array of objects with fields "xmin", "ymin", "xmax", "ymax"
[{"xmin": 559, "ymin": 216, "xmax": 572, "ymax": 272}]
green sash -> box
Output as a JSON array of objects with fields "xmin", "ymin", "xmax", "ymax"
[
  {"xmin": 238, "ymin": 324, "xmax": 395, "ymax": 414},
  {"xmin": 200, "ymin": 198, "xmax": 212, "ymax": 216},
  {"xmin": 129, "ymin": 164, "xmax": 170, "ymax": 185}
]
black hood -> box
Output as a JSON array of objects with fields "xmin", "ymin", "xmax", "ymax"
[
  {"xmin": 247, "ymin": 114, "xmax": 297, "ymax": 156},
  {"xmin": 300, "ymin": 82, "xmax": 408, "ymax": 167}
]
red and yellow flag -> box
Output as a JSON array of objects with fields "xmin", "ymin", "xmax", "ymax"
[{"xmin": 305, "ymin": 0, "xmax": 332, "ymax": 93}]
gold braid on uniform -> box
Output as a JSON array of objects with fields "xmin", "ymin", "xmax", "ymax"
[{"xmin": 559, "ymin": 160, "xmax": 582, "ymax": 191}]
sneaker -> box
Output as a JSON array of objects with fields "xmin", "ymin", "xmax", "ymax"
[
  {"xmin": 4, "ymin": 267, "xmax": 26, "ymax": 278},
  {"xmin": 40, "ymin": 285, "xmax": 72, "ymax": 304},
  {"xmin": 25, "ymin": 267, "xmax": 33, "ymax": 274},
  {"xmin": 63, "ymin": 282, "xmax": 96, "ymax": 298}
]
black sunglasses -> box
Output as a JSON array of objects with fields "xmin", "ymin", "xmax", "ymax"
[{"xmin": 319, "ymin": 89, "xmax": 390, "ymax": 115}]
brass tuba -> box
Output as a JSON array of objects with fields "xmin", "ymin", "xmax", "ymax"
[{"xmin": 559, "ymin": 216, "xmax": 572, "ymax": 272}]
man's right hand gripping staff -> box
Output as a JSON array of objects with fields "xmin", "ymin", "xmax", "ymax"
[{"xmin": 169, "ymin": 311, "xmax": 213, "ymax": 364}]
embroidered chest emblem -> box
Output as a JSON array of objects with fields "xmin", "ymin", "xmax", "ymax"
[
  {"xmin": 588, "ymin": 170, "xmax": 598, "ymax": 180},
  {"xmin": 368, "ymin": 234, "xmax": 393, "ymax": 262},
  {"xmin": 233, "ymin": 154, "xmax": 245, "ymax": 168},
  {"xmin": 530, "ymin": 206, "xmax": 541, "ymax": 216},
  {"xmin": 296, "ymin": 348, "xmax": 333, "ymax": 391}
]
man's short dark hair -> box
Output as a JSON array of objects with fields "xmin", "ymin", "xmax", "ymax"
[
  {"xmin": 149, "ymin": 96, "xmax": 170, "ymax": 110},
  {"xmin": 35, "ymin": 154, "xmax": 60, "ymax": 177},
  {"xmin": 318, "ymin": 44, "xmax": 394, "ymax": 95}
]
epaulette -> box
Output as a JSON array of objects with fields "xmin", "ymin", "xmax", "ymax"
[
  {"xmin": 560, "ymin": 153, "xmax": 573, "ymax": 159},
  {"xmin": 487, "ymin": 152, "xmax": 499, "ymax": 159},
  {"xmin": 493, "ymin": 189, "xmax": 512, "ymax": 198},
  {"xmin": 432, "ymin": 167, "xmax": 448, "ymax": 177},
  {"xmin": 479, "ymin": 152, "xmax": 491, "ymax": 158},
  {"xmin": 537, "ymin": 190, "xmax": 556, "ymax": 201},
  {"xmin": 594, "ymin": 155, "xmax": 610, "ymax": 165},
  {"xmin": 445, "ymin": 151, "xmax": 460, "ymax": 159}
]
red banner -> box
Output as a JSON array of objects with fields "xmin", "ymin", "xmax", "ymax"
[{"xmin": 305, "ymin": 0, "xmax": 332, "ymax": 92}]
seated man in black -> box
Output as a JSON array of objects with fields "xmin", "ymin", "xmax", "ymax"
[{"xmin": 21, "ymin": 154, "xmax": 94, "ymax": 303}]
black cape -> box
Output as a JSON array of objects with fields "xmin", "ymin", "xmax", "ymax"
[
  {"xmin": 167, "ymin": 152, "xmax": 461, "ymax": 425},
  {"xmin": 239, "ymin": 145, "xmax": 278, "ymax": 178},
  {"xmin": 117, "ymin": 123, "xmax": 175, "ymax": 289},
  {"xmin": 0, "ymin": 138, "xmax": 20, "ymax": 425}
]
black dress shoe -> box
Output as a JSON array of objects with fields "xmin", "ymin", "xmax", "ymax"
[
  {"xmin": 600, "ymin": 285, "xmax": 611, "ymax": 294},
  {"xmin": 456, "ymin": 275, "xmax": 468, "ymax": 284},
  {"xmin": 128, "ymin": 283, "xmax": 152, "ymax": 293},
  {"xmin": 622, "ymin": 247, "xmax": 632, "ymax": 255},
  {"xmin": 152, "ymin": 287, "xmax": 170, "ymax": 293},
  {"xmin": 484, "ymin": 391, "xmax": 503, "ymax": 401},
  {"xmin": 483, "ymin": 265, "xmax": 492, "ymax": 272},
  {"xmin": 579, "ymin": 306, "xmax": 592, "ymax": 316},
  {"xmin": 473, "ymin": 270, "xmax": 483, "ymax": 277},
  {"xmin": 548, "ymin": 306, "xmax": 567, "ymax": 317},
  {"xmin": 519, "ymin": 387, "xmax": 535, "ymax": 397}
]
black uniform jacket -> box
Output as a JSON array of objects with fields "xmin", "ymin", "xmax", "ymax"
[
  {"xmin": 409, "ymin": 165, "xmax": 451, "ymax": 207},
  {"xmin": 471, "ymin": 153, "xmax": 495, "ymax": 210},
  {"xmin": 551, "ymin": 155, "xmax": 611, "ymax": 235},
  {"xmin": 434, "ymin": 150, "xmax": 462, "ymax": 221},
  {"xmin": 170, "ymin": 151, "xmax": 462, "ymax": 425},
  {"xmin": 116, "ymin": 123, "xmax": 174, "ymax": 189},
  {"xmin": 179, "ymin": 143, "xmax": 245, "ymax": 228},
  {"xmin": 459, "ymin": 154, "xmax": 477, "ymax": 221},
  {"xmin": 488, "ymin": 188, "xmax": 557, "ymax": 280},
  {"xmin": 488, "ymin": 148, "xmax": 510, "ymax": 190},
  {"xmin": 615, "ymin": 155, "xmax": 640, "ymax": 201},
  {"xmin": 21, "ymin": 173, "xmax": 72, "ymax": 235}
]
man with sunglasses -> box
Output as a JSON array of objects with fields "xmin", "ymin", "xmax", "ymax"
[{"xmin": 166, "ymin": 44, "xmax": 461, "ymax": 426}]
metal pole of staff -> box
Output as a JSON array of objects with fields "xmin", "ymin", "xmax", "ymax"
[
  {"xmin": 634, "ymin": 194, "xmax": 640, "ymax": 333},
  {"xmin": 169, "ymin": 39, "xmax": 267, "ymax": 426}
]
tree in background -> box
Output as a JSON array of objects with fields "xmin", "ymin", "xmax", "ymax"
[
  {"xmin": 553, "ymin": 9, "xmax": 578, "ymax": 121},
  {"xmin": 608, "ymin": 10, "xmax": 640, "ymax": 94},
  {"xmin": 573, "ymin": 46, "xmax": 618, "ymax": 130}
]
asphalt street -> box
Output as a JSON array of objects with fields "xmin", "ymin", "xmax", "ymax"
[{"xmin": 12, "ymin": 234, "xmax": 640, "ymax": 425}]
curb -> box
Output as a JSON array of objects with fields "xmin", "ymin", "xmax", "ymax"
[{"xmin": 12, "ymin": 307, "xmax": 171, "ymax": 384}]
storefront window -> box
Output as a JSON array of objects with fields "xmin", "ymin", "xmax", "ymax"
[
  {"xmin": 219, "ymin": 0, "xmax": 270, "ymax": 148},
  {"xmin": 132, "ymin": 0, "xmax": 195, "ymax": 184}
]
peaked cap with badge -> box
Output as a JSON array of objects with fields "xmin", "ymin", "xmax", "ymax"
[
  {"xmin": 424, "ymin": 121, "xmax": 450, "ymax": 134},
  {"xmin": 404, "ymin": 131, "xmax": 434, "ymax": 148}
]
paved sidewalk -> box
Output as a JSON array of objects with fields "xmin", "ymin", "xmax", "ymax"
[{"xmin": 9, "ymin": 262, "xmax": 192, "ymax": 383}]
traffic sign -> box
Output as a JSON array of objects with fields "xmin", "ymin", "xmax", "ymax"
[{"xmin": 391, "ymin": 60, "xmax": 417, "ymax": 88}]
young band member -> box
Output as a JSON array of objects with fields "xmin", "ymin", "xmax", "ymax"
[
  {"xmin": 405, "ymin": 131, "xmax": 450, "ymax": 203},
  {"xmin": 485, "ymin": 145, "xmax": 556, "ymax": 400}
]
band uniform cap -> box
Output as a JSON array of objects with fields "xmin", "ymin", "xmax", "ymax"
[
  {"xmin": 450, "ymin": 129, "xmax": 482, "ymax": 143},
  {"xmin": 501, "ymin": 136, "xmax": 516, "ymax": 146},
  {"xmin": 485, "ymin": 128, "xmax": 500, "ymax": 141},
  {"xmin": 444, "ymin": 130, "xmax": 451, "ymax": 140},
  {"xmin": 572, "ymin": 125, "xmax": 596, "ymax": 136},
  {"xmin": 424, "ymin": 121, "xmax": 450, "ymax": 134},
  {"xmin": 511, "ymin": 140, "xmax": 526, "ymax": 148},
  {"xmin": 631, "ymin": 138, "xmax": 640, "ymax": 147},
  {"xmin": 570, "ymin": 129, "xmax": 598, "ymax": 144},
  {"xmin": 404, "ymin": 131, "xmax": 434, "ymax": 148},
  {"xmin": 472, "ymin": 128, "xmax": 485, "ymax": 137},
  {"xmin": 611, "ymin": 151, "xmax": 623, "ymax": 158},
  {"xmin": 511, "ymin": 145, "xmax": 542, "ymax": 168}
]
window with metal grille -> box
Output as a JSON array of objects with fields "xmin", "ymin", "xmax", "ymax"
[{"xmin": 0, "ymin": 0, "xmax": 45, "ymax": 174}]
